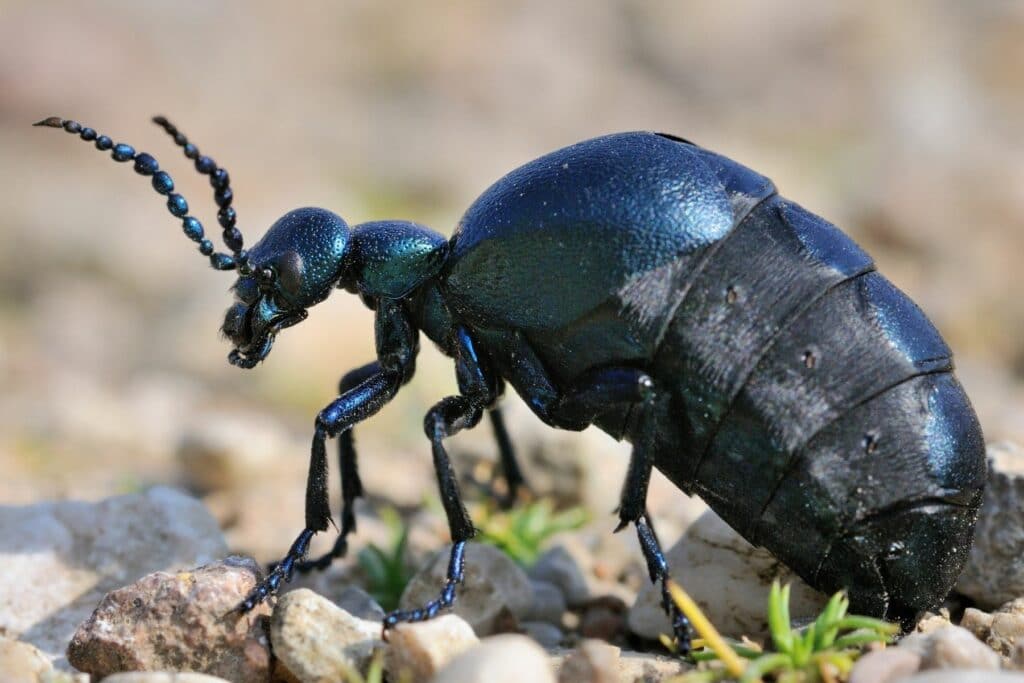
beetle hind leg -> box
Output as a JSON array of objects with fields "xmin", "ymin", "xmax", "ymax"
[{"xmin": 620, "ymin": 438, "xmax": 693, "ymax": 654}]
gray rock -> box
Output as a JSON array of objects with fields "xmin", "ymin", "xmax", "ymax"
[
  {"xmin": 896, "ymin": 672, "xmax": 1024, "ymax": 683},
  {"xmin": 384, "ymin": 614, "xmax": 478, "ymax": 681},
  {"xmin": 529, "ymin": 545, "xmax": 591, "ymax": 607},
  {"xmin": 400, "ymin": 543, "xmax": 533, "ymax": 635},
  {"xmin": 848, "ymin": 647, "xmax": 922, "ymax": 683},
  {"xmin": 958, "ymin": 442, "xmax": 1024, "ymax": 609},
  {"xmin": 526, "ymin": 580, "xmax": 567, "ymax": 624},
  {"xmin": 66, "ymin": 556, "xmax": 271, "ymax": 681},
  {"xmin": 335, "ymin": 585, "xmax": 386, "ymax": 622},
  {"xmin": 270, "ymin": 588, "xmax": 382, "ymax": 683},
  {"xmin": 629, "ymin": 509, "xmax": 827, "ymax": 640},
  {"xmin": 549, "ymin": 646, "xmax": 692, "ymax": 683},
  {"xmin": 556, "ymin": 640, "xmax": 620, "ymax": 683},
  {"xmin": 102, "ymin": 674, "xmax": 233, "ymax": 683},
  {"xmin": 0, "ymin": 487, "xmax": 227, "ymax": 670},
  {"xmin": 433, "ymin": 634, "xmax": 555, "ymax": 683},
  {"xmin": 521, "ymin": 621, "xmax": 564, "ymax": 648},
  {"xmin": 898, "ymin": 625, "xmax": 1001, "ymax": 670}
]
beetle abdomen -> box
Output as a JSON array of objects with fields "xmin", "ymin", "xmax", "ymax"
[
  {"xmin": 651, "ymin": 196, "xmax": 876, "ymax": 467},
  {"xmin": 762, "ymin": 371, "xmax": 984, "ymax": 621},
  {"xmin": 649, "ymin": 195, "xmax": 985, "ymax": 621}
]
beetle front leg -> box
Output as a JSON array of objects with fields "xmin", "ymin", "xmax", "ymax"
[
  {"xmin": 290, "ymin": 361, "xmax": 379, "ymax": 574},
  {"xmin": 239, "ymin": 300, "xmax": 417, "ymax": 612},
  {"xmin": 238, "ymin": 368, "xmax": 405, "ymax": 611}
]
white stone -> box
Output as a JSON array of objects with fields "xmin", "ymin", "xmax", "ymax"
[
  {"xmin": 433, "ymin": 634, "xmax": 555, "ymax": 683},
  {"xmin": 270, "ymin": 589, "xmax": 383, "ymax": 683},
  {"xmin": 384, "ymin": 614, "xmax": 478, "ymax": 681},
  {"xmin": 898, "ymin": 625, "xmax": 1001, "ymax": 671},
  {"xmin": 848, "ymin": 647, "xmax": 921, "ymax": 683}
]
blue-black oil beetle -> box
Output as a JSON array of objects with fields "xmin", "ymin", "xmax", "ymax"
[{"xmin": 36, "ymin": 116, "xmax": 986, "ymax": 651}]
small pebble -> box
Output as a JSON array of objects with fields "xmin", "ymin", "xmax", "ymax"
[
  {"xmin": 579, "ymin": 595, "xmax": 628, "ymax": 641},
  {"xmin": 400, "ymin": 543, "xmax": 534, "ymax": 635},
  {"xmin": 616, "ymin": 649, "xmax": 692, "ymax": 681},
  {"xmin": 990, "ymin": 611, "xmax": 1024, "ymax": 658},
  {"xmin": 848, "ymin": 647, "xmax": 922, "ymax": 683},
  {"xmin": 526, "ymin": 580, "xmax": 568, "ymax": 625},
  {"xmin": 433, "ymin": 634, "xmax": 556, "ymax": 683},
  {"xmin": 385, "ymin": 614, "xmax": 478, "ymax": 681},
  {"xmin": 336, "ymin": 585, "xmax": 386, "ymax": 622},
  {"xmin": 896, "ymin": 672, "xmax": 1024, "ymax": 683},
  {"xmin": 916, "ymin": 611, "xmax": 952, "ymax": 633},
  {"xmin": 898, "ymin": 625, "xmax": 1001, "ymax": 670},
  {"xmin": 522, "ymin": 621, "xmax": 565, "ymax": 648},
  {"xmin": 102, "ymin": 674, "xmax": 232, "ymax": 683},
  {"xmin": 67, "ymin": 556, "xmax": 271, "ymax": 681},
  {"xmin": 0, "ymin": 637, "xmax": 54, "ymax": 683},
  {"xmin": 556, "ymin": 639, "xmax": 620, "ymax": 683},
  {"xmin": 529, "ymin": 545, "xmax": 591, "ymax": 607},
  {"xmin": 270, "ymin": 588, "xmax": 382, "ymax": 683},
  {"xmin": 960, "ymin": 607, "xmax": 994, "ymax": 641}
]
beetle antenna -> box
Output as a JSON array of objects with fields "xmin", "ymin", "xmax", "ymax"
[
  {"xmin": 150, "ymin": 116, "xmax": 246, "ymax": 264},
  {"xmin": 33, "ymin": 116, "xmax": 250, "ymax": 274}
]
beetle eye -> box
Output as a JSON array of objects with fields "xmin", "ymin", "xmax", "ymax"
[
  {"xmin": 256, "ymin": 266, "xmax": 276, "ymax": 289},
  {"xmin": 233, "ymin": 276, "xmax": 260, "ymax": 304},
  {"xmin": 275, "ymin": 251, "xmax": 305, "ymax": 301}
]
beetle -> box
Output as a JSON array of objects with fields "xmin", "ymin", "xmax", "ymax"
[{"xmin": 35, "ymin": 115, "xmax": 986, "ymax": 651}]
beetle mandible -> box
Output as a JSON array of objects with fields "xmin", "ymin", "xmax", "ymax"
[{"xmin": 35, "ymin": 116, "xmax": 987, "ymax": 651}]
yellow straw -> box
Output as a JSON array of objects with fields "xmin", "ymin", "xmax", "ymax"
[{"xmin": 666, "ymin": 579, "xmax": 747, "ymax": 678}]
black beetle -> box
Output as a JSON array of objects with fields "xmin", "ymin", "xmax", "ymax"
[{"xmin": 36, "ymin": 116, "xmax": 986, "ymax": 650}]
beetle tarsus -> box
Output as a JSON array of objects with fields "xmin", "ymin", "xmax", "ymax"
[
  {"xmin": 382, "ymin": 540, "xmax": 466, "ymax": 634},
  {"xmin": 636, "ymin": 516, "xmax": 693, "ymax": 656},
  {"xmin": 238, "ymin": 528, "xmax": 315, "ymax": 612}
]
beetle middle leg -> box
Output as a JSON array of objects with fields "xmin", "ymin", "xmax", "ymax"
[
  {"xmin": 497, "ymin": 335, "xmax": 692, "ymax": 650},
  {"xmin": 383, "ymin": 327, "xmax": 497, "ymax": 629},
  {"xmin": 463, "ymin": 404, "xmax": 530, "ymax": 509}
]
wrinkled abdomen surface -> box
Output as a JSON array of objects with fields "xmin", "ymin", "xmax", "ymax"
[{"xmin": 648, "ymin": 195, "xmax": 986, "ymax": 624}]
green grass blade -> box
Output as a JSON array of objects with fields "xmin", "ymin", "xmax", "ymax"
[{"xmin": 767, "ymin": 581, "xmax": 794, "ymax": 654}]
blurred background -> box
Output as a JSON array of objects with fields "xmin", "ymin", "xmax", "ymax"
[{"xmin": 1, "ymin": 1, "xmax": 1022, "ymax": 561}]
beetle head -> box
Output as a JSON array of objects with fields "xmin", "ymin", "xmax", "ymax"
[
  {"xmin": 223, "ymin": 207, "xmax": 351, "ymax": 368},
  {"xmin": 33, "ymin": 117, "xmax": 355, "ymax": 369}
]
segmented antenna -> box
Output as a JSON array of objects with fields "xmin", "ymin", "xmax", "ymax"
[
  {"xmin": 32, "ymin": 116, "xmax": 248, "ymax": 273},
  {"xmin": 150, "ymin": 116, "xmax": 247, "ymax": 271}
]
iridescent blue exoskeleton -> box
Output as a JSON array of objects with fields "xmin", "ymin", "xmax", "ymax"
[{"xmin": 37, "ymin": 116, "xmax": 986, "ymax": 649}]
